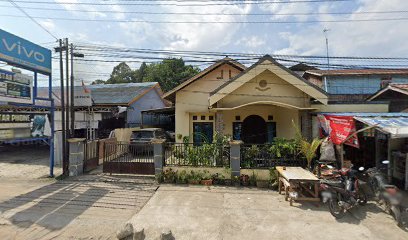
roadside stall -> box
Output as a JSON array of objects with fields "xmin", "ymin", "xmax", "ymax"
[{"xmin": 317, "ymin": 113, "xmax": 408, "ymax": 190}]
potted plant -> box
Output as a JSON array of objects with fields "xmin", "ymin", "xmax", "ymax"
[
  {"xmin": 293, "ymin": 121, "xmax": 324, "ymax": 170},
  {"xmin": 249, "ymin": 171, "xmax": 257, "ymax": 186},
  {"xmin": 269, "ymin": 168, "xmax": 278, "ymax": 190},
  {"xmin": 201, "ymin": 170, "xmax": 213, "ymax": 186},
  {"xmin": 187, "ymin": 170, "xmax": 202, "ymax": 185},
  {"xmin": 176, "ymin": 170, "xmax": 188, "ymax": 184},
  {"xmin": 163, "ymin": 168, "xmax": 177, "ymax": 183},
  {"xmin": 232, "ymin": 175, "xmax": 240, "ymax": 187},
  {"xmin": 240, "ymin": 174, "xmax": 250, "ymax": 186}
]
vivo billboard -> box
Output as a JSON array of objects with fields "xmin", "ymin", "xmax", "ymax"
[{"xmin": 0, "ymin": 29, "xmax": 51, "ymax": 74}]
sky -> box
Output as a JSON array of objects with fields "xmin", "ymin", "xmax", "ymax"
[{"xmin": 1, "ymin": 0, "xmax": 408, "ymax": 86}]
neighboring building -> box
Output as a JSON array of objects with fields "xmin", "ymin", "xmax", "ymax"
[
  {"xmin": 164, "ymin": 56, "xmax": 389, "ymax": 144},
  {"xmin": 303, "ymin": 69, "xmax": 408, "ymax": 103},
  {"xmin": 368, "ymin": 83, "xmax": 408, "ymax": 112},
  {"xmin": 89, "ymin": 82, "xmax": 167, "ymax": 129},
  {"xmin": 34, "ymin": 82, "xmax": 167, "ymax": 138}
]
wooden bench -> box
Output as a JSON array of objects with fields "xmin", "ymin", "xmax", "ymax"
[{"xmin": 278, "ymin": 177, "xmax": 291, "ymax": 202}]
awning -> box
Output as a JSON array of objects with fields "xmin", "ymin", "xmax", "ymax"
[{"xmin": 354, "ymin": 116, "xmax": 408, "ymax": 138}]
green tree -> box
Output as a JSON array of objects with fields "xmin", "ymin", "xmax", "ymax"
[
  {"xmin": 106, "ymin": 62, "xmax": 133, "ymax": 84},
  {"xmin": 91, "ymin": 79, "xmax": 106, "ymax": 85},
  {"xmin": 143, "ymin": 58, "xmax": 200, "ymax": 91}
]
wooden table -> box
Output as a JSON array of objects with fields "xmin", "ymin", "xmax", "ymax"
[{"xmin": 276, "ymin": 166, "xmax": 320, "ymax": 206}]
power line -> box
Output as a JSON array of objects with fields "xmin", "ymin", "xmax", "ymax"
[
  {"xmin": 4, "ymin": 14, "xmax": 408, "ymax": 24},
  {"xmin": 0, "ymin": 0, "xmax": 352, "ymax": 7},
  {"xmin": 0, "ymin": 4, "xmax": 405, "ymax": 16},
  {"xmin": 7, "ymin": 0, "xmax": 58, "ymax": 40}
]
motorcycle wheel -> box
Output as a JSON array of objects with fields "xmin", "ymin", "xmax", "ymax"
[
  {"xmin": 358, "ymin": 191, "xmax": 368, "ymax": 205},
  {"xmin": 390, "ymin": 205, "xmax": 402, "ymax": 227},
  {"xmin": 328, "ymin": 198, "xmax": 346, "ymax": 219}
]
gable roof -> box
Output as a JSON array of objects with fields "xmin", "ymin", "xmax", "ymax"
[
  {"xmin": 305, "ymin": 69, "xmax": 408, "ymax": 77},
  {"xmin": 37, "ymin": 82, "xmax": 163, "ymax": 107},
  {"xmin": 368, "ymin": 83, "xmax": 408, "ymax": 101},
  {"xmin": 209, "ymin": 55, "xmax": 328, "ymax": 105},
  {"xmin": 162, "ymin": 57, "xmax": 246, "ymax": 102}
]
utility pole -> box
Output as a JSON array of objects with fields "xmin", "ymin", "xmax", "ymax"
[
  {"xmin": 57, "ymin": 39, "xmax": 67, "ymax": 176},
  {"xmin": 65, "ymin": 38, "xmax": 70, "ymax": 139},
  {"xmin": 323, "ymin": 28, "xmax": 330, "ymax": 92},
  {"xmin": 70, "ymin": 44, "xmax": 85, "ymax": 138},
  {"xmin": 70, "ymin": 43, "xmax": 75, "ymax": 137}
]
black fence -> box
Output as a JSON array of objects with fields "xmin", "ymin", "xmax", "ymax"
[
  {"xmin": 165, "ymin": 143, "xmax": 230, "ymax": 167},
  {"xmin": 103, "ymin": 142, "xmax": 155, "ymax": 175},
  {"xmin": 240, "ymin": 144, "xmax": 307, "ymax": 169}
]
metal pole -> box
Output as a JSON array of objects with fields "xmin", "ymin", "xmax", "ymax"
[
  {"xmin": 65, "ymin": 38, "xmax": 70, "ymax": 169},
  {"xmin": 59, "ymin": 39, "xmax": 67, "ymax": 176},
  {"xmin": 323, "ymin": 29, "xmax": 330, "ymax": 92},
  {"xmin": 70, "ymin": 43, "xmax": 75, "ymax": 137},
  {"xmin": 65, "ymin": 38, "xmax": 70, "ymax": 138}
]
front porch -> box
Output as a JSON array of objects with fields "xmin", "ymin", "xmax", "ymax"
[{"xmin": 189, "ymin": 103, "xmax": 313, "ymax": 144}]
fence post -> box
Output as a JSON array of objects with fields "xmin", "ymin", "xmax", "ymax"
[
  {"xmin": 230, "ymin": 140, "xmax": 242, "ymax": 177},
  {"xmin": 67, "ymin": 138, "xmax": 86, "ymax": 176},
  {"xmin": 153, "ymin": 139, "xmax": 166, "ymax": 177}
]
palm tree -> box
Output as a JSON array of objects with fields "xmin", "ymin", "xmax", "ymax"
[{"xmin": 292, "ymin": 121, "xmax": 324, "ymax": 169}]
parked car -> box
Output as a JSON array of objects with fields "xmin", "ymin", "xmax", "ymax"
[{"xmin": 129, "ymin": 128, "xmax": 169, "ymax": 155}]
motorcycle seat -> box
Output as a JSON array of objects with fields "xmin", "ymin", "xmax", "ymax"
[{"xmin": 321, "ymin": 180, "xmax": 344, "ymax": 188}]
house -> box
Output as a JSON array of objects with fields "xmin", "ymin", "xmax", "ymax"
[
  {"xmin": 163, "ymin": 56, "xmax": 392, "ymax": 144},
  {"xmin": 303, "ymin": 69, "xmax": 408, "ymax": 103},
  {"xmin": 367, "ymin": 83, "xmax": 408, "ymax": 112},
  {"xmin": 35, "ymin": 82, "xmax": 167, "ymax": 138},
  {"xmin": 89, "ymin": 82, "xmax": 167, "ymax": 131}
]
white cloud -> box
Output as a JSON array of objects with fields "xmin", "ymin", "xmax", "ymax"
[
  {"xmin": 236, "ymin": 36, "xmax": 266, "ymax": 48},
  {"xmin": 39, "ymin": 19, "xmax": 56, "ymax": 32},
  {"xmin": 274, "ymin": 0, "xmax": 408, "ymax": 58}
]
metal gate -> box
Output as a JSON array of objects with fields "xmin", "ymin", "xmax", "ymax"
[
  {"xmin": 103, "ymin": 142, "xmax": 155, "ymax": 175},
  {"xmin": 84, "ymin": 140, "xmax": 99, "ymax": 172}
]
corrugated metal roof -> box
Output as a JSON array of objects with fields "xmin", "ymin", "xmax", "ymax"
[
  {"xmin": 37, "ymin": 82, "xmax": 158, "ymax": 106},
  {"xmin": 354, "ymin": 116, "xmax": 408, "ymax": 138},
  {"xmin": 306, "ymin": 69, "xmax": 408, "ymax": 77},
  {"xmin": 88, "ymin": 82, "xmax": 157, "ymax": 105},
  {"xmin": 319, "ymin": 112, "xmax": 408, "ymax": 117}
]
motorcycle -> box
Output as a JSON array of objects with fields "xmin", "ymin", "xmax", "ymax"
[
  {"xmin": 365, "ymin": 160, "xmax": 404, "ymax": 226},
  {"xmin": 320, "ymin": 165, "xmax": 367, "ymax": 219}
]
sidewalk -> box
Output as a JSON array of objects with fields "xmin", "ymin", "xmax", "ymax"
[{"xmin": 129, "ymin": 185, "xmax": 408, "ymax": 240}]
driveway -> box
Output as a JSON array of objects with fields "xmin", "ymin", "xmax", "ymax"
[
  {"xmin": 0, "ymin": 144, "xmax": 62, "ymax": 179},
  {"xmin": 129, "ymin": 185, "xmax": 408, "ymax": 240},
  {"xmin": 0, "ymin": 174, "xmax": 157, "ymax": 240}
]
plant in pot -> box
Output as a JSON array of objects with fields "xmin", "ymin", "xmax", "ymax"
[
  {"xmin": 201, "ymin": 170, "xmax": 213, "ymax": 186},
  {"xmin": 249, "ymin": 171, "xmax": 257, "ymax": 186},
  {"xmin": 293, "ymin": 121, "xmax": 324, "ymax": 170},
  {"xmin": 187, "ymin": 170, "xmax": 202, "ymax": 185},
  {"xmin": 269, "ymin": 168, "xmax": 278, "ymax": 190},
  {"xmin": 212, "ymin": 173, "xmax": 226, "ymax": 185},
  {"xmin": 176, "ymin": 170, "xmax": 188, "ymax": 184},
  {"xmin": 240, "ymin": 174, "xmax": 250, "ymax": 186},
  {"xmin": 232, "ymin": 175, "xmax": 241, "ymax": 187},
  {"xmin": 163, "ymin": 168, "xmax": 177, "ymax": 183}
]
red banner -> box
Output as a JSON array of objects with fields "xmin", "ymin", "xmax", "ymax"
[{"xmin": 318, "ymin": 115, "xmax": 359, "ymax": 148}]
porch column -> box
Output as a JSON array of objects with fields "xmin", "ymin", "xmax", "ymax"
[
  {"xmin": 300, "ymin": 110, "xmax": 312, "ymax": 140},
  {"xmin": 230, "ymin": 140, "xmax": 242, "ymax": 177},
  {"xmin": 215, "ymin": 111, "xmax": 224, "ymax": 134}
]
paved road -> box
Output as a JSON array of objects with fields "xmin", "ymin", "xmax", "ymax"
[
  {"xmin": 129, "ymin": 185, "xmax": 408, "ymax": 240},
  {"xmin": 0, "ymin": 174, "xmax": 157, "ymax": 240}
]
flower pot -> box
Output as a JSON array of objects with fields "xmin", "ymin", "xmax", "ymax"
[
  {"xmin": 256, "ymin": 180, "xmax": 269, "ymax": 188},
  {"xmin": 188, "ymin": 179, "xmax": 200, "ymax": 185},
  {"xmin": 224, "ymin": 179, "xmax": 232, "ymax": 186},
  {"xmin": 201, "ymin": 179, "xmax": 213, "ymax": 186}
]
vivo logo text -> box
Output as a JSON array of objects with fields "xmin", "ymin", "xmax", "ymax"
[{"xmin": 2, "ymin": 38, "xmax": 45, "ymax": 63}]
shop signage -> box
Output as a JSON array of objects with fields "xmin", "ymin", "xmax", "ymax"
[
  {"xmin": 74, "ymin": 88, "xmax": 92, "ymax": 107},
  {"xmin": 0, "ymin": 113, "xmax": 50, "ymax": 140},
  {"xmin": 0, "ymin": 68, "xmax": 32, "ymax": 104},
  {"xmin": 0, "ymin": 29, "xmax": 51, "ymax": 74},
  {"xmin": 318, "ymin": 115, "xmax": 359, "ymax": 148}
]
